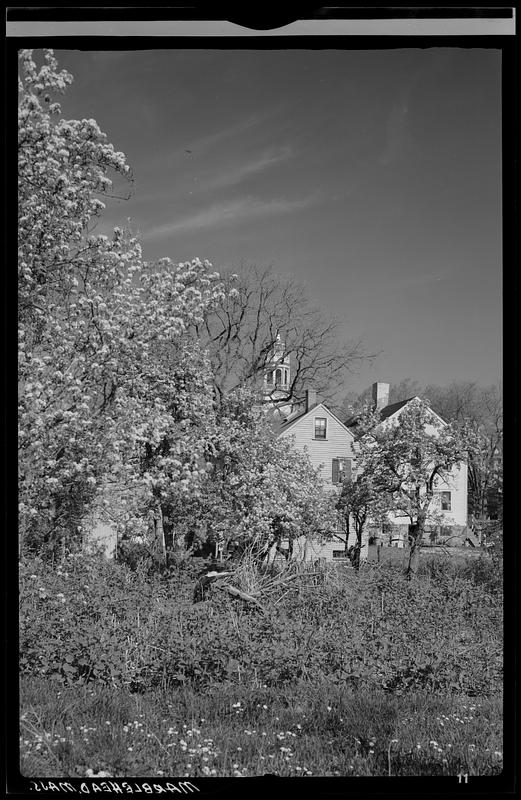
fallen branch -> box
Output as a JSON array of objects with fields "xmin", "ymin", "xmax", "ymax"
[{"xmin": 222, "ymin": 584, "xmax": 268, "ymax": 614}]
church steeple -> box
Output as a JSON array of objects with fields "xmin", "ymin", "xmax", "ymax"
[{"xmin": 263, "ymin": 335, "xmax": 292, "ymax": 417}]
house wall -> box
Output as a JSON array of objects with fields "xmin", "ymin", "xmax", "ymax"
[
  {"xmin": 433, "ymin": 461, "xmax": 467, "ymax": 526},
  {"xmin": 279, "ymin": 404, "xmax": 357, "ymax": 490},
  {"xmin": 278, "ymin": 405, "xmax": 361, "ymax": 560}
]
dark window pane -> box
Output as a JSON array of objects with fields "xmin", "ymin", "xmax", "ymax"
[
  {"xmin": 315, "ymin": 418, "xmax": 327, "ymax": 438},
  {"xmin": 332, "ymin": 458, "xmax": 351, "ymax": 484},
  {"xmin": 441, "ymin": 491, "xmax": 451, "ymax": 511}
]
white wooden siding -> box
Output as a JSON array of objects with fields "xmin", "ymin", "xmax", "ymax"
[{"xmin": 279, "ymin": 404, "xmax": 357, "ymax": 489}]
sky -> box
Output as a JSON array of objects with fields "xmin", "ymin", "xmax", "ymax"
[{"xmin": 53, "ymin": 47, "xmax": 502, "ymax": 395}]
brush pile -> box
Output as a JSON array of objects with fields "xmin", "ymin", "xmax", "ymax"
[{"xmin": 192, "ymin": 552, "xmax": 325, "ymax": 611}]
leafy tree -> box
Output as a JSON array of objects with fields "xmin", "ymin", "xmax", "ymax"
[
  {"xmin": 336, "ymin": 474, "xmax": 390, "ymax": 570},
  {"xmin": 354, "ymin": 399, "xmax": 476, "ymax": 576}
]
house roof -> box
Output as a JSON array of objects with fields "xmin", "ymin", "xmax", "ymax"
[
  {"xmin": 275, "ymin": 401, "xmax": 320, "ymax": 434},
  {"xmin": 277, "ymin": 401, "xmax": 355, "ymax": 440},
  {"xmin": 378, "ymin": 397, "xmax": 415, "ymax": 421},
  {"xmin": 346, "ymin": 396, "xmax": 447, "ymax": 430}
]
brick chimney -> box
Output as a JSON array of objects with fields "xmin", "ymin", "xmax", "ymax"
[
  {"xmin": 305, "ymin": 388, "xmax": 317, "ymax": 411},
  {"xmin": 372, "ymin": 382, "xmax": 390, "ymax": 412}
]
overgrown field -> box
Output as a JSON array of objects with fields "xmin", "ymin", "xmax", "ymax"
[{"xmin": 19, "ymin": 552, "xmax": 503, "ymax": 777}]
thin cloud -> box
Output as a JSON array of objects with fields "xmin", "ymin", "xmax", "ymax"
[
  {"xmin": 189, "ymin": 113, "xmax": 271, "ymax": 153},
  {"xmin": 185, "ymin": 106, "xmax": 289, "ymax": 155},
  {"xmin": 204, "ymin": 146, "xmax": 294, "ymax": 191},
  {"xmin": 131, "ymin": 145, "xmax": 295, "ymax": 208},
  {"xmin": 143, "ymin": 193, "xmax": 320, "ymax": 240},
  {"xmin": 148, "ymin": 108, "xmax": 286, "ymax": 173}
]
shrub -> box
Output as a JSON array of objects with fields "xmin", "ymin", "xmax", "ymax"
[{"xmin": 19, "ymin": 553, "xmax": 502, "ymax": 697}]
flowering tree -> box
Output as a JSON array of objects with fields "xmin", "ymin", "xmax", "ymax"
[
  {"xmin": 354, "ymin": 399, "xmax": 476, "ymax": 575},
  {"xmin": 18, "ymin": 49, "xmax": 136, "ymax": 552},
  {"xmin": 18, "ymin": 50, "xmax": 336, "ymax": 568},
  {"xmin": 18, "ymin": 49, "xmax": 225, "ymax": 555}
]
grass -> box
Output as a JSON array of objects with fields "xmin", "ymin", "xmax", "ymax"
[
  {"xmin": 19, "ymin": 551, "xmax": 503, "ymax": 778},
  {"xmin": 19, "ymin": 678, "xmax": 503, "ymax": 778}
]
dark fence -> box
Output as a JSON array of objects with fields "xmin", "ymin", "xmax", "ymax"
[{"xmin": 367, "ymin": 544, "xmax": 486, "ymax": 566}]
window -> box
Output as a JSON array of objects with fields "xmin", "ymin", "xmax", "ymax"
[
  {"xmin": 332, "ymin": 458, "xmax": 352, "ymax": 484},
  {"xmin": 440, "ymin": 491, "xmax": 451, "ymax": 511},
  {"xmin": 314, "ymin": 417, "xmax": 327, "ymax": 439},
  {"xmin": 275, "ymin": 368, "xmax": 282, "ymax": 384},
  {"xmin": 266, "ymin": 371, "xmax": 273, "ymax": 385},
  {"xmin": 332, "ymin": 550, "xmax": 348, "ymax": 559}
]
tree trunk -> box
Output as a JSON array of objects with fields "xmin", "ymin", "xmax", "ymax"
[
  {"xmin": 153, "ymin": 502, "xmax": 167, "ymax": 566},
  {"xmin": 350, "ymin": 524, "xmax": 362, "ymax": 571},
  {"xmin": 344, "ymin": 514, "xmax": 350, "ymax": 553},
  {"xmin": 406, "ymin": 515, "xmax": 425, "ymax": 578}
]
